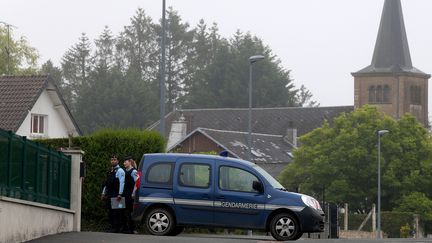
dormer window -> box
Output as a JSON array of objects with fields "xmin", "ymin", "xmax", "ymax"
[{"xmin": 31, "ymin": 114, "xmax": 47, "ymax": 136}]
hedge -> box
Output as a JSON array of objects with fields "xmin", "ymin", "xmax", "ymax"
[
  {"xmin": 339, "ymin": 211, "xmax": 425, "ymax": 237},
  {"xmin": 38, "ymin": 128, "xmax": 165, "ymax": 231}
]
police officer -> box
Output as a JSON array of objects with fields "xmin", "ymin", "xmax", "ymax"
[
  {"xmin": 101, "ymin": 155, "xmax": 125, "ymax": 233},
  {"xmin": 122, "ymin": 155, "xmax": 138, "ymax": 234}
]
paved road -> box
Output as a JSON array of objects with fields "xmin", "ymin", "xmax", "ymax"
[{"xmin": 27, "ymin": 232, "xmax": 432, "ymax": 243}]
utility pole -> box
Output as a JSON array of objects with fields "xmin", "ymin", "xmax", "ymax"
[
  {"xmin": 159, "ymin": 0, "xmax": 167, "ymax": 138},
  {"xmin": 0, "ymin": 21, "xmax": 17, "ymax": 75}
]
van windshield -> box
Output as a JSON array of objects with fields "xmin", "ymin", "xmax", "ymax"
[{"xmin": 253, "ymin": 165, "xmax": 285, "ymax": 189}]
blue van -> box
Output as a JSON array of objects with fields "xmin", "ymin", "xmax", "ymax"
[{"xmin": 132, "ymin": 153, "xmax": 324, "ymax": 241}]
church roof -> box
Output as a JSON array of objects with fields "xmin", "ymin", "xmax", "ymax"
[{"xmin": 354, "ymin": 0, "xmax": 429, "ymax": 77}]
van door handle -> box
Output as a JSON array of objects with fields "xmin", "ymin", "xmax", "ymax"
[
  {"xmin": 202, "ymin": 194, "xmax": 210, "ymax": 199},
  {"xmin": 216, "ymin": 196, "xmax": 225, "ymax": 200}
]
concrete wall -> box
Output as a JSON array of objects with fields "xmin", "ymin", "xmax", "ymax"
[{"xmin": 0, "ymin": 197, "xmax": 74, "ymax": 243}]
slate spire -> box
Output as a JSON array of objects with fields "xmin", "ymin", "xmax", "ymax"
[{"xmin": 355, "ymin": 0, "xmax": 425, "ymax": 75}]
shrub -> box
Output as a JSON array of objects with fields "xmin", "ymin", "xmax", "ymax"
[{"xmin": 38, "ymin": 128, "xmax": 165, "ymax": 231}]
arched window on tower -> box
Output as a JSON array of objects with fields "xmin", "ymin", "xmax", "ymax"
[
  {"xmin": 410, "ymin": 85, "xmax": 421, "ymax": 105},
  {"xmin": 376, "ymin": 85, "xmax": 383, "ymax": 103},
  {"xmin": 368, "ymin": 86, "xmax": 376, "ymax": 103},
  {"xmin": 383, "ymin": 85, "xmax": 391, "ymax": 103}
]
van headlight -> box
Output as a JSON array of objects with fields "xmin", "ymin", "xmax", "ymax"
[{"xmin": 301, "ymin": 195, "xmax": 322, "ymax": 210}]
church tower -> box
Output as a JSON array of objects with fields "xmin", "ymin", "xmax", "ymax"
[{"xmin": 352, "ymin": 0, "xmax": 430, "ymax": 126}]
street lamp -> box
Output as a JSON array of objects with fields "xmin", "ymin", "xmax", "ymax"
[
  {"xmin": 248, "ymin": 55, "xmax": 265, "ymax": 162},
  {"xmin": 377, "ymin": 129, "xmax": 389, "ymax": 239}
]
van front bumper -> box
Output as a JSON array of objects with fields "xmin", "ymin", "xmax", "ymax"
[{"xmin": 298, "ymin": 207, "xmax": 325, "ymax": 233}]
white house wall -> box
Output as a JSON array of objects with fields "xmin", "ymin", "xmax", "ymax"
[{"xmin": 16, "ymin": 90, "xmax": 70, "ymax": 138}]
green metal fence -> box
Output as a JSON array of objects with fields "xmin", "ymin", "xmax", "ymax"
[{"xmin": 0, "ymin": 129, "xmax": 71, "ymax": 208}]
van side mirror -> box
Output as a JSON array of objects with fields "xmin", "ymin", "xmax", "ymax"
[{"xmin": 252, "ymin": 180, "xmax": 263, "ymax": 193}]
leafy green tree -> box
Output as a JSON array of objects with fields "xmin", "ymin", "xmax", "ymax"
[
  {"xmin": 0, "ymin": 25, "xmax": 39, "ymax": 75},
  {"xmin": 279, "ymin": 106, "xmax": 432, "ymax": 212},
  {"xmin": 395, "ymin": 192, "xmax": 432, "ymax": 221}
]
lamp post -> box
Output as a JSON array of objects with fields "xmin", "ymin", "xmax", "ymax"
[
  {"xmin": 248, "ymin": 55, "xmax": 265, "ymax": 162},
  {"xmin": 377, "ymin": 129, "xmax": 389, "ymax": 239}
]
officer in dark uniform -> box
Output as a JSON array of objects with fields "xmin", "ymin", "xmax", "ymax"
[
  {"xmin": 122, "ymin": 155, "xmax": 138, "ymax": 234},
  {"xmin": 101, "ymin": 155, "xmax": 125, "ymax": 233}
]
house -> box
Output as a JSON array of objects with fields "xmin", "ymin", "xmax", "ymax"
[
  {"xmin": 169, "ymin": 127, "xmax": 295, "ymax": 178},
  {"xmin": 149, "ymin": 106, "xmax": 353, "ymax": 177},
  {"xmin": 0, "ymin": 75, "xmax": 81, "ymax": 139}
]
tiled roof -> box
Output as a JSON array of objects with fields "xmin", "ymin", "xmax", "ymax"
[
  {"xmin": 0, "ymin": 75, "xmax": 49, "ymax": 131},
  {"xmin": 202, "ymin": 128, "xmax": 293, "ymax": 163},
  {"xmin": 150, "ymin": 106, "xmax": 354, "ymax": 137},
  {"xmin": 169, "ymin": 128, "xmax": 293, "ymax": 178},
  {"xmin": 0, "ymin": 75, "xmax": 81, "ymax": 134}
]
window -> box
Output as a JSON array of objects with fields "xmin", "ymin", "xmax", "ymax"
[
  {"xmin": 368, "ymin": 85, "xmax": 391, "ymax": 104},
  {"xmin": 383, "ymin": 85, "xmax": 391, "ymax": 103},
  {"xmin": 146, "ymin": 163, "xmax": 173, "ymax": 185},
  {"xmin": 179, "ymin": 163, "xmax": 210, "ymax": 188},
  {"xmin": 368, "ymin": 86, "xmax": 376, "ymax": 103},
  {"xmin": 376, "ymin": 85, "xmax": 383, "ymax": 103},
  {"xmin": 410, "ymin": 85, "xmax": 421, "ymax": 105},
  {"xmin": 31, "ymin": 114, "xmax": 47, "ymax": 135},
  {"xmin": 219, "ymin": 166, "xmax": 260, "ymax": 193}
]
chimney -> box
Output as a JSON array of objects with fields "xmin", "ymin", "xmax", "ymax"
[
  {"xmin": 284, "ymin": 121, "xmax": 297, "ymax": 148},
  {"xmin": 166, "ymin": 114, "xmax": 187, "ymax": 150}
]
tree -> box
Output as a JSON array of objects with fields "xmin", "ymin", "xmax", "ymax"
[
  {"xmin": 0, "ymin": 25, "xmax": 39, "ymax": 75},
  {"xmin": 395, "ymin": 192, "xmax": 432, "ymax": 221},
  {"xmin": 182, "ymin": 29, "xmax": 309, "ymax": 109},
  {"xmin": 61, "ymin": 33, "xmax": 92, "ymax": 110},
  {"xmin": 40, "ymin": 60, "xmax": 74, "ymax": 107},
  {"xmin": 159, "ymin": 8, "xmax": 194, "ymax": 111},
  {"xmin": 279, "ymin": 105, "xmax": 432, "ymax": 212}
]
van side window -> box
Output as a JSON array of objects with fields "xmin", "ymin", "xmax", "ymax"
[
  {"xmin": 179, "ymin": 163, "xmax": 210, "ymax": 188},
  {"xmin": 219, "ymin": 166, "xmax": 260, "ymax": 193},
  {"xmin": 146, "ymin": 163, "xmax": 173, "ymax": 184}
]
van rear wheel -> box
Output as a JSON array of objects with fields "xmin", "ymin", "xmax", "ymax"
[
  {"xmin": 145, "ymin": 208, "xmax": 175, "ymax": 236},
  {"xmin": 269, "ymin": 213, "xmax": 302, "ymax": 241}
]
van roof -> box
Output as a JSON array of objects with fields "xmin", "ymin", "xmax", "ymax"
[{"xmin": 144, "ymin": 153, "xmax": 255, "ymax": 167}]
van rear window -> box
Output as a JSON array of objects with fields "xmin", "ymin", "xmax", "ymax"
[{"xmin": 146, "ymin": 163, "xmax": 173, "ymax": 185}]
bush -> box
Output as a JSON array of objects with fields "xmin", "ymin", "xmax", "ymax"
[
  {"xmin": 339, "ymin": 211, "xmax": 414, "ymax": 237},
  {"xmin": 38, "ymin": 128, "xmax": 165, "ymax": 231}
]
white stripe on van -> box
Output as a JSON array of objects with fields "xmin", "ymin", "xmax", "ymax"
[
  {"xmin": 265, "ymin": 205, "xmax": 304, "ymax": 212},
  {"xmin": 174, "ymin": 199, "xmax": 214, "ymax": 207},
  {"xmin": 139, "ymin": 196, "xmax": 304, "ymax": 212},
  {"xmin": 139, "ymin": 197, "xmax": 174, "ymax": 203}
]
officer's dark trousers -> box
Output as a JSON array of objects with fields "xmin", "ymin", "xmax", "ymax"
[
  {"xmin": 106, "ymin": 199, "xmax": 124, "ymax": 233},
  {"xmin": 109, "ymin": 208, "xmax": 124, "ymax": 232},
  {"xmin": 124, "ymin": 196, "xmax": 135, "ymax": 233}
]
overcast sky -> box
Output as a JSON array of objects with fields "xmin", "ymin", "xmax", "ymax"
[{"xmin": 2, "ymin": 0, "xmax": 431, "ymax": 108}]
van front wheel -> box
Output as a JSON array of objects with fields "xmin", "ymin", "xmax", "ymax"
[
  {"xmin": 269, "ymin": 213, "xmax": 302, "ymax": 241},
  {"xmin": 145, "ymin": 208, "xmax": 175, "ymax": 236}
]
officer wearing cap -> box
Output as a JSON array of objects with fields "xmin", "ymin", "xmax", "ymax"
[
  {"xmin": 122, "ymin": 155, "xmax": 138, "ymax": 233},
  {"xmin": 101, "ymin": 154, "xmax": 125, "ymax": 233}
]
